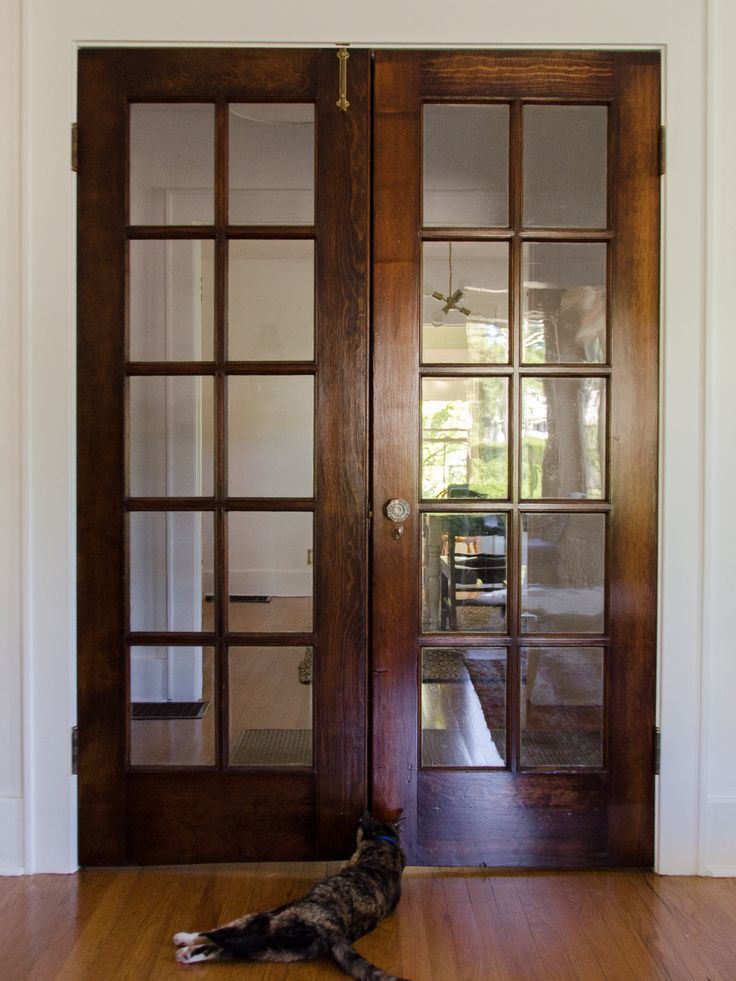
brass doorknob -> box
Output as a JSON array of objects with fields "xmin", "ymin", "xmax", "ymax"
[{"xmin": 385, "ymin": 499, "xmax": 410, "ymax": 539}]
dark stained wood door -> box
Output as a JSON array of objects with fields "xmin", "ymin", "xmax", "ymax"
[
  {"xmin": 371, "ymin": 50, "xmax": 660, "ymax": 867},
  {"xmin": 78, "ymin": 47, "xmax": 660, "ymax": 869},
  {"xmin": 77, "ymin": 48, "xmax": 371, "ymax": 864}
]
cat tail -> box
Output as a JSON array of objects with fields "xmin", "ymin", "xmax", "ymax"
[{"xmin": 329, "ymin": 937, "xmax": 410, "ymax": 981}]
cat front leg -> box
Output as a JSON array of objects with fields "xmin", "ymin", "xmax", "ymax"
[{"xmin": 173, "ymin": 932, "xmax": 224, "ymax": 963}]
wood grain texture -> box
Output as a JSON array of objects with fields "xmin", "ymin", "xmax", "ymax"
[
  {"xmin": 418, "ymin": 771, "xmax": 607, "ymax": 868},
  {"xmin": 78, "ymin": 47, "xmax": 318, "ymax": 101},
  {"xmin": 77, "ymin": 50, "xmax": 128, "ymax": 866},
  {"xmin": 607, "ymin": 56, "xmax": 661, "ymax": 867},
  {"xmin": 78, "ymin": 48, "xmax": 370, "ymax": 865},
  {"xmin": 371, "ymin": 52, "xmax": 422, "ymax": 858},
  {"xmin": 372, "ymin": 49, "xmax": 660, "ymax": 869},
  {"xmin": 126, "ymin": 773, "xmax": 315, "ymax": 864},
  {"xmin": 313, "ymin": 48, "xmax": 371, "ymax": 857},
  {"xmin": 3, "ymin": 867, "xmax": 736, "ymax": 981}
]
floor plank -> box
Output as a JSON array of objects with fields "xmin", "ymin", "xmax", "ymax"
[{"xmin": 2, "ymin": 867, "xmax": 736, "ymax": 980}]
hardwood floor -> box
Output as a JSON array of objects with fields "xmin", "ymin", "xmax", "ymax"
[{"xmin": 3, "ymin": 866, "xmax": 736, "ymax": 980}]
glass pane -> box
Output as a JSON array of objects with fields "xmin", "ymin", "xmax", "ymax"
[
  {"xmin": 522, "ymin": 243, "xmax": 607, "ymax": 363},
  {"xmin": 129, "ymin": 646, "xmax": 215, "ymax": 766},
  {"xmin": 129, "ymin": 377, "xmax": 214, "ymax": 497},
  {"xmin": 130, "ymin": 104, "xmax": 214, "ymax": 225},
  {"xmin": 229, "ymin": 104, "xmax": 314, "ymax": 225},
  {"xmin": 228, "ymin": 376, "xmax": 313, "ymax": 497},
  {"xmin": 129, "ymin": 512, "xmax": 213, "ymax": 632},
  {"xmin": 228, "ymin": 241, "xmax": 314, "ymax": 360},
  {"xmin": 422, "ymin": 242, "xmax": 509, "ymax": 364},
  {"xmin": 422, "ymin": 513, "xmax": 507, "ymax": 633},
  {"xmin": 228, "ymin": 647, "xmax": 312, "ymax": 766},
  {"xmin": 423, "ymin": 104, "xmax": 509, "ymax": 227},
  {"xmin": 521, "ymin": 513, "xmax": 605, "ymax": 633},
  {"xmin": 129, "ymin": 240, "xmax": 214, "ymax": 361},
  {"xmin": 422, "ymin": 377, "xmax": 508, "ymax": 499},
  {"xmin": 228, "ymin": 512, "xmax": 313, "ymax": 632},
  {"xmin": 521, "ymin": 378, "xmax": 605, "ymax": 499},
  {"xmin": 521, "ymin": 647, "xmax": 604, "ymax": 767},
  {"xmin": 421, "ymin": 647, "xmax": 506, "ymax": 766},
  {"xmin": 523, "ymin": 106, "xmax": 607, "ymax": 228}
]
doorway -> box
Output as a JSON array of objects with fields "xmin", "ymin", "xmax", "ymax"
[{"xmin": 77, "ymin": 47, "xmax": 660, "ymax": 867}]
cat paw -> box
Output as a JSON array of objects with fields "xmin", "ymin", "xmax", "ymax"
[
  {"xmin": 175, "ymin": 943, "xmax": 218, "ymax": 964},
  {"xmin": 173, "ymin": 931, "xmax": 200, "ymax": 948}
]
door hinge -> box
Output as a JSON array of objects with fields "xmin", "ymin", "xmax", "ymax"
[
  {"xmin": 658, "ymin": 125, "xmax": 666, "ymax": 176},
  {"xmin": 653, "ymin": 726, "xmax": 661, "ymax": 776},
  {"xmin": 71, "ymin": 726, "xmax": 79, "ymax": 774},
  {"xmin": 71, "ymin": 123, "xmax": 79, "ymax": 173}
]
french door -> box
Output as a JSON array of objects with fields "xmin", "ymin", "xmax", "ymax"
[
  {"xmin": 372, "ymin": 51, "xmax": 659, "ymax": 867},
  {"xmin": 77, "ymin": 48, "xmax": 659, "ymax": 867}
]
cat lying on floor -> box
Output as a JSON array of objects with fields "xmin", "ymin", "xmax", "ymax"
[{"xmin": 173, "ymin": 812, "xmax": 409, "ymax": 981}]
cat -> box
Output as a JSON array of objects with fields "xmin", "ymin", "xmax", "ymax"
[{"xmin": 173, "ymin": 812, "xmax": 409, "ymax": 981}]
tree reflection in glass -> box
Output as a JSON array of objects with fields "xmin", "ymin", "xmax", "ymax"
[{"xmin": 422, "ymin": 377, "xmax": 508, "ymax": 499}]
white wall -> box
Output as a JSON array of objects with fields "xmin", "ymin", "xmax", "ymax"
[
  {"xmin": 0, "ymin": 0, "xmax": 24, "ymax": 874},
  {"xmin": 2, "ymin": 0, "xmax": 731, "ymax": 874},
  {"xmin": 701, "ymin": 0, "xmax": 736, "ymax": 877}
]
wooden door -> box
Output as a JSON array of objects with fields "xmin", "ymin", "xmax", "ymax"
[
  {"xmin": 77, "ymin": 48, "xmax": 370, "ymax": 864},
  {"xmin": 78, "ymin": 47, "xmax": 660, "ymax": 869},
  {"xmin": 372, "ymin": 50, "xmax": 660, "ymax": 867}
]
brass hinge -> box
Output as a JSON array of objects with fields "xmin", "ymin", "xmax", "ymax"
[
  {"xmin": 658, "ymin": 125, "xmax": 666, "ymax": 176},
  {"xmin": 71, "ymin": 123, "xmax": 79, "ymax": 173},
  {"xmin": 653, "ymin": 726, "xmax": 661, "ymax": 776},
  {"xmin": 71, "ymin": 726, "xmax": 79, "ymax": 774}
]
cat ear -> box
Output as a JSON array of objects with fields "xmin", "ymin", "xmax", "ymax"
[{"xmin": 359, "ymin": 810, "xmax": 372, "ymax": 828}]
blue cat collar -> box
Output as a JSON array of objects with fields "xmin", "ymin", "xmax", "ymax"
[{"xmin": 372, "ymin": 834, "xmax": 399, "ymax": 847}]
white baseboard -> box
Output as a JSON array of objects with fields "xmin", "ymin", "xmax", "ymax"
[
  {"xmin": 0, "ymin": 798, "xmax": 24, "ymax": 874},
  {"xmin": 701, "ymin": 797, "xmax": 736, "ymax": 876}
]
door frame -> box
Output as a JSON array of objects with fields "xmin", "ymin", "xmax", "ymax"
[{"xmin": 16, "ymin": 4, "xmax": 716, "ymax": 875}]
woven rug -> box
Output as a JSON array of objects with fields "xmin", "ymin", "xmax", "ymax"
[
  {"xmin": 483, "ymin": 728, "xmax": 601, "ymax": 766},
  {"xmin": 298, "ymin": 649, "xmax": 312, "ymax": 684},
  {"xmin": 230, "ymin": 728, "xmax": 312, "ymax": 766},
  {"xmin": 463, "ymin": 658, "xmax": 602, "ymax": 767},
  {"xmin": 422, "ymin": 648, "xmax": 467, "ymax": 682},
  {"xmin": 131, "ymin": 701, "xmax": 209, "ymax": 720}
]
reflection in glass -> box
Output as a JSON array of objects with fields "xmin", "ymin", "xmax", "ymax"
[
  {"xmin": 229, "ymin": 104, "xmax": 314, "ymax": 225},
  {"xmin": 228, "ymin": 241, "xmax": 314, "ymax": 361},
  {"xmin": 129, "ymin": 646, "xmax": 215, "ymax": 767},
  {"xmin": 228, "ymin": 376, "xmax": 313, "ymax": 497},
  {"xmin": 227, "ymin": 512, "xmax": 313, "ymax": 632},
  {"xmin": 521, "ymin": 377, "xmax": 605, "ymax": 499},
  {"xmin": 129, "ymin": 240, "xmax": 214, "ymax": 361},
  {"xmin": 521, "ymin": 647, "xmax": 603, "ymax": 767},
  {"xmin": 521, "ymin": 513, "xmax": 605, "ymax": 633},
  {"xmin": 129, "ymin": 377, "xmax": 214, "ymax": 497},
  {"xmin": 228, "ymin": 647, "xmax": 312, "ymax": 766},
  {"xmin": 129, "ymin": 512, "xmax": 213, "ymax": 632},
  {"xmin": 421, "ymin": 647, "xmax": 506, "ymax": 766},
  {"xmin": 422, "ymin": 377, "xmax": 508, "ymax": 499},
  {"xmin": 523, "ymin": 106, "xmax": 607, "ymax": 228},
  {"xmin": 422, "ymin": 513, "xmax": 507, "ymax": 633},
  {"xmin": 422, "ymin": 242, "xmax": 509, "ymax": 364},
  {"xmin": 130, "ymin": 104, "xmax": 215, "ymax": 225},
  {"xmin": 523, "ymin": 243, "xmax": 607, "ymax": 364},
  {"xmin": 423, "ymin": 104, "xmax": 509, "ymax": 227}
]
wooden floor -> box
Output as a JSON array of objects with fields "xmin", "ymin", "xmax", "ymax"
[{"xmin": 3, "ymin": 865, "xmax": 736, "ymax": 980}]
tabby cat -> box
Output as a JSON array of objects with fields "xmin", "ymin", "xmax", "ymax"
[{"xmin": 173, "ymin": 813, "xmax": 409, "ymax": 981}]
